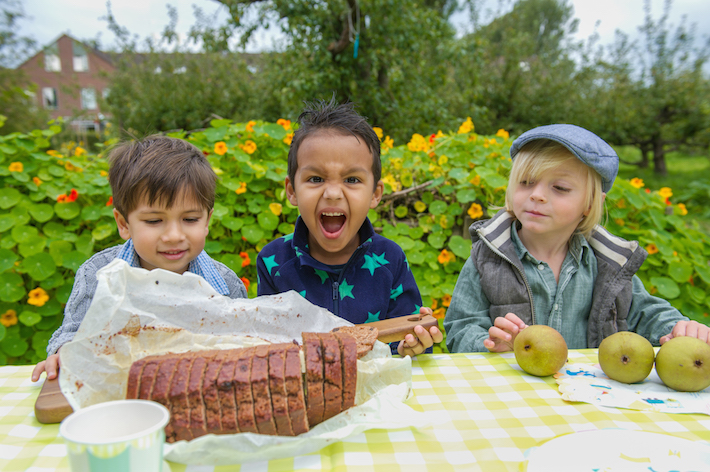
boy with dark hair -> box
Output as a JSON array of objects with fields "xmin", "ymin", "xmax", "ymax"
[
  {"xmin": 32, "ymin": 135, "xmax": 247, "ymax": 381},
  {"xmin": 257, "ymin": 98, "xmax": 442, "ymax": 357}
]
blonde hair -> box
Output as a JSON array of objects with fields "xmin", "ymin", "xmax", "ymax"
[{"xmin": 504, "ymin": 140, "xmax": 604, "ymax": 239}]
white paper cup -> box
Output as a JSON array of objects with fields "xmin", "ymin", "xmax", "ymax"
[{"xmin": 60, "ymin": 399, "xmax": 170, "ymax": 472}]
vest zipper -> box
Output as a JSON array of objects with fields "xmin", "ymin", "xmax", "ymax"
[{"xmin": 332, "ymin": 281, "xmax": 339, "ymax": 316}]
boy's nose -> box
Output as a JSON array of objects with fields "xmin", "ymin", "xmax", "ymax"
[
  {"xmin": 162, "ymin": 222, "xmax": 186, "ymax": 242},
  {"xmin": 323, "ymin": 182, "xmax": 343, "ymax": 200},
  {"xmin": 529, "ymin": 185, "xmax": 547, "ymax": 202}
]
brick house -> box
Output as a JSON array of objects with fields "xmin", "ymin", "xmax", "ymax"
[{"xmin": 17, "ymin": 34, "xmax": 114, "ymax": 130}]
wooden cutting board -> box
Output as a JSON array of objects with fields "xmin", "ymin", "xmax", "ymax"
[
  {"xmin": 32, "ymin": 314, "xmax": 439, "ymax": 424},
  {"xmin": 34, "ymin": 377, "xmax": 73, "ymax": 424}
]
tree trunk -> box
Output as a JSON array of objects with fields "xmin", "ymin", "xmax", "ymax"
[
  {"xmin": 638, "ymin": 143, "xmax": 650, "ymax": 169},
  {"xmin": 652, "ymin": 136, "xmax": 668, "ymax": 176}
]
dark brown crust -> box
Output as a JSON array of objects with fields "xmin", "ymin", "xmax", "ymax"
[
  {"xmin": 125, "ymin": 357, "xmax": 147, "ymax": 399},
  {"xmin": 235, "ymin": 347, "xmax": 258, "ymax": 433},
  {"xmin": 217, "ymin": 350, "xmax": 240, "ymax": 434},
  {"xmin": 203, "ymin": 350, "xmax": 228, "ymax": 434},
  {"xmin": 302, "ymin": 332, "xmax": 325, "ymax": 427},
  {"xmin": 168, "ymin": 356, "xmax": 195, "ymax": 442},
  {"xmin": 252, "ymin": 344, "xmax": 277, "ymax": 435},
  {"xmin": 138, "ymin": 356, "xmax": 165, "ymax": 400},
  {"xmin": 333, "ymin": 332, "xmax": 357, "ymax": 411},
  {"xmin": 188, "ymin": 352, "xmax": 214, "ymax": 439},
  {"xmin": 331, "ymin": 325, "xmax": 378, "ymax": 358},
  {"xmin": 284, "ymin": 343, "xmax": 309, "ymax": 435},
  {"xmin": 150, "ymin": 355, "xmax": 182, "ymax": 440},
  {"xmin": 320, "ymin": 333, "xmax": 343, "ymax": 421},
  {"xmin": 268, "ymin": 344, "xmax": 293, "ymax": 436}
]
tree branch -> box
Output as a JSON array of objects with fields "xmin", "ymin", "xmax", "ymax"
[
  {"xmin": 381, "ymin": 180, "xmax": 436, "ymax": 201},
  {"xmin": 327, "ymin": 0, "xmax": 357, "ymax": 57}
]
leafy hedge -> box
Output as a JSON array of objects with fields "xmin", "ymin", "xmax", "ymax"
[{"xmin": 0, "ymin": 119, "xmax": 708, "ymax": 365}]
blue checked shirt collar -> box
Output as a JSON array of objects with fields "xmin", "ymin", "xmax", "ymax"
[{"xmin": 116, "ymin": 239, "xmax": 230, "ymax": 296}]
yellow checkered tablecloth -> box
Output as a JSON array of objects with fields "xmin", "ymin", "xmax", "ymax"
[{"xmin": 2, "ymin": 351, "xmax": 710, "ymax": 471}]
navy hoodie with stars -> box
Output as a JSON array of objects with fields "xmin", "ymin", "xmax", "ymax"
[{"xmin": 257, "ymin": 216, "xmax": 423, "ymax": 326}]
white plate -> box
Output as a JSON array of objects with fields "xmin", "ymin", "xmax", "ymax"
[{"xmin": 526, "ymin": 429, "xmax": 710, "ymax": 472}]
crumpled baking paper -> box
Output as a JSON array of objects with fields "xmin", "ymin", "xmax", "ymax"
[
  {"xmin": 59, "ymin": 259, "xmax": 434, "ymax": 464},
  {"xmin": 556, "ymin": 363, "xmax": 710, "ymax": 415}
]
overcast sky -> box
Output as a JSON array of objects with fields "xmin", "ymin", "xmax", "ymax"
[{"xmin": 16, "ymin": 0, "xmax": 710, "ymax": 57}]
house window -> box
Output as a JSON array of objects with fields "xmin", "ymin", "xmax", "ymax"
[
  {"xmin": 42, "ymin": 88, "xmax": 58, "ymax": 109},
  {"xmin": 44, "ymin": 43, "xmax": 61, "ymax": 72},
  {"xmin": 73, "ymin": 41, "xmax": 89, "ymax": 72},
  {"xmin": 102, "ymin": 88, "xmax": 111, "ymax": 99},
  {"xmin": 81, "ymin": 88, "xmax": 97, "ymax": 110}
]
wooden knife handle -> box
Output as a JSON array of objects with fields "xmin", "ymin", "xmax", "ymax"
[
  {"xmin": 362, "ymin": 314, "xmax": 439, "ymax": 344},
  {"xmin": 34, "ymin": 377, "xmax": 73, "ymax": 424}
]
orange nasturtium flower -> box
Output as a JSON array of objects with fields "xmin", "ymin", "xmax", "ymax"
[
  {"xmin": 33, "ymin": 177, "xmax": 42, "ymax": 186},
  {"xmin": 106, "ymin": 196, "xmax": 113, "ymax": 207},
  {"xmin": 65, "ymin": 161, "xmax": 78, "ymax": 171},
  {"xmin": 458, "ymin": 117, "xmax": 474, "ymax": 134},
  {"xmin": 677, "ymin": 203, "xmax": 688, "ymax": 216},
  {"xmin": 437, "ymin": 249, "xmax": 455, "ymax": 265},
  {"xmin": 269, "ymin": 202, "xmax": 282, "ymax": 216},
  {"xmin": 214, "ymin": 141, "xmax": 228, "ymax": 156},
  {"xmin": 46, "ymin": 150, "xmax": 61, "ymax": 157},
  {"xmin": 239, "ymin": 252, "xmax": 251, "ymax": 268},
  {"xmin": 100, "ymin": 170, "xmax": 108, "ymax": 177},
  {"xmin": 442, "ymin": 294, "xmax": 452, "ymax": 307},
  {"xmin": 407, "ymin": 133, "xmax": 429, "ymax": 152},
  {"xmin": 469, "ymin": 175, "xmax": 481, "ymax": 186},
  {"xmin": 277, "ymin": 119, "xmax": 291, "ymax": 130},
  {"xmin": 468, "ymin": 203, "xmax": 483, "ymax": 219},
  {"xmin": 646, "ymin": 243, "xmax": 659, "ymax": 255},
  {"xmin": 284, "ymin": 133, "xmax": 294, "ymax": 145},
  {"xmin": 658, "ymin": 187, "xmax": 673, "ymax": 199},
  {"xmin": 8, "ymin": 162, "xmax": 23, "ymax": 172},
  {"xmin": 629, "ymin": 178, "xmax": 644, "ymax": 189},
  {"xmin": 240, "ymin": 277, "xmax": 250, "ymax": 291},
  {"xmin": 74, "ymin": 146, "xmax": 86, "ymax": 157},
  {"xmin": 1, "ymin": 309, "xmax": 18, "ymax": 327},
  {"xmin": 240, "ymin": 140, "xmax": 257, "ymax": 155},
  {"xmin": 28, "ymin": 288, "xmax": 50, "ymax": 307},
  {"xmin": 235, "ymin": 182, "xmax": 247, "ymax": 195},
  {"xmin": 495, "ymin": 129, "xmax": 510, "ymax": 140},
  {"xmin": 433, "ymin": 307, "xmax": 446, "ymax": 319},
  {"xmin": 246, "ymin": 120, "xmax": 256, "ymax": 132},
  {"xmin": 372, "ymin": 127, "xmax": 384, "ymax": 140}
]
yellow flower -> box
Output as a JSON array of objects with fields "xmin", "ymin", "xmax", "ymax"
[
  {"xmin": 658, "ymin": 187, "xmax": 673, "ymax": 199},
  {"xmin": 100, "ymin": 170, "xmax": 108, "ymax": 177},
  {"xmin": 614, "ymin": 218, "xmax": 625, "ymax": 226},
  {"xmin": 431, "ymin": 299, "xmax": 438, "ymax": 310},
  {"xmin": 469, "ymin": 175, "xmax": 481, "ymax": 186},
  {"xmin": 284, "ymin": 133, "xmax": 294, "ymax": 145},
  {"xmin": 495, "ymin": 129, "xmax": 510, "ymax": 140},
  {"xmin": 645, "ymin": 243, "xmax": 659, "ymax": 255},
  {"xmin": 65, "ymin": 161, "xmax": 77, "ymax": 171},
  {"xmin": 390, "ymin": 157, "xmax": 403, "ymax": 170},
  {"xmin": 617, "ymin": 199, "xmax": 626, "ymax": 208},
  {"xmin": 439, "ymin": 215, "xmax": 449, "ymax": 228},
  {"xmin": 0, "ymin": 309, "xmax": 18, "ymax": 327},
  {"xmin": 468, "ymin": 203, "xmax": 483, "ymax": 219},
  {"xmin": 382, "ymin": 136, "xmax": 394, "ymax": 151},
  {"xmin": 442, "ymin": 294, "xmax": 452, "ymax": 307},
  {"xmin": 382, "ymin": 174, "xmax": 401, "ymax": 192},
  {"xmin": 629, "ymin": 178, "xmax": 644, "ymax": 189},
  {"xmin": 33, "ymin": 176, "xmax": 42, "ymax": 186},
  {"xmin": 214, "ymin": 141, "xmax": 228, "ymax": 156},
  {"xmin": 46, "ymin": 150, "xmax": 61, "ymax": 157},
  {"xmin": 458, "ymin": 117, "xmax": 474, "ymax": 134},
  {"xmin": 407, "ymin": 133, "xmax": 429, "ymax": 152},
  {"xmin": 240, "ymin": 140, "xmax": 257, "ymax": 155},
  {"xmin": 438, "ymin": 155, "xmax": 448, "ymax": 165},
  {"xmin": 437, "ymin": 249, "xmax": 455, "ymax": 265},
  {"xmin": 235, "ymin": 182, "xmax": 247, "ymax": 195},
  {"xmin": 74, "ymin": 147, "xmax": 86, "ymax": 157},
  {"xmin": 277, "ymin": 119, "xmax": 292, "ymax": 130},
  {"xmin": 269, "ymin": 202, "xmax": 282, "ymax": 216},
  {"xmin": 372, "ymin": 127, "xmax": 384, "ymax": 139},
  {"xmin": 433, "ymin": 307, "xmax": 446, "ymax": 319},
  {"xmin": 414, "ymin": 201, "xmax": 427, "ymax": 213},
  {"xmin": 677, "ymin": 203, "xmax": 688, "ymax": 216},
  {"xmin": 436, "ymin": 130, "xmax": 445, "ymax": 139},
  {"xmin": 246, "ymin": 120, "xmax": 256, "ymax": 132},
  {"xmin": 8, "ymin": 162, "xmax": 23, "ymax": 172},
  {"xmin": 28, "ymin": 287, "xmax": 50, "ymax": 307},
  {"xmin": 212, "ymin": 167, "xmax": 224, "ymax": 175}
]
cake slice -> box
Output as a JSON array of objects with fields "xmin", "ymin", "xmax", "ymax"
[
  {"xmin": 268, "ymin": 344, "xmax": 293, "ymax": 436},
  {"xmin": 284, "ymin": 342, "xmax": 309, "ymax": 435},
  {"xmin": 333, "ymin": 331, "xmax": 358, "ymax": 411},
  {"xmin": 168, "ymin": 355, "xmax": 196, "ymax": 442},
  {"xmin": 235, "ymin": 347, "xmax": 258, "ymax": 433},
  {"xmin": 331, "ymin": 325, "xmax": 378, "ymax": 358},
  {"xmin": 320, "ymin": 333, "xmax": 343, "ymax": 422},
  {"xmin": 302, "ymin": 332, "xmax": 325, "ymax": 427},
  {"xmin": 252, "ymin": 344, "xmax": 277, "ymax": 435},
  {"xmin": 216, "ymin": 349, "xmax": 240, "ymax": 434}
]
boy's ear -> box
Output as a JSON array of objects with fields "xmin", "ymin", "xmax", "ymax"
[
  {"xmin": 113, "ymin": 209, "xmax": 131, "ymax": 240},
  {"xmin": 205, "ymin": 208, "xmax": 214, "ymax": 232},
  {"xmin": 285, "ymin": 177, "xmax": 298, "ymax": 206},
  {"xmin": 370, "ymin": 180, "xmax": 385, "ymax": 209}
]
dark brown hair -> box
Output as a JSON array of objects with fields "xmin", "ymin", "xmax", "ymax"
[
  {"xmin": 287, "ymin": 96, "xmax": 381, "ymax": 189},
  {"xmin": 108, "ymin": 135, "xmax": 216, "ymax": 218}
]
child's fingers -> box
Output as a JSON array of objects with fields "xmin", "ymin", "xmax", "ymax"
[
  {"xmin": 429, "ymin": 326, "xmax": 444, "ymax": 344},
  {"xmin": 504, "ymin": 313, "xmax": 527, "ymax": 329},
  {"xmin": 493, "ymin": 317, "xmax": 522, "ymax": 336},
  {"xmin": 31, "ymin": 361, "xmax": 46, "ymax": 382},
  {"xmin": 413, "ymin": 326, "xmax": 433, "ymax": 348},
  {"xmin": 489, "ymin": 326, "xmax": 513, "ymax": 343}
]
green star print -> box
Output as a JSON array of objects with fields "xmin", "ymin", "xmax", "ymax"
[
  {"xmin": 339, "ymin": 279, "xmax": 355, "ymax": 299},
  {"xmin": 366, "ymin": 311, "xmax": 381, "ymax": 323},
  {"xmin": 390, "ymin": 284, "xmax": 403, "ymax": 301},
  {"xmin": 262, "ymin": 255, "xmax": 279, "ymax": 275},
  {"xmin": 314, "ymin": 269, "xmax": 329, "ymax": 284}
]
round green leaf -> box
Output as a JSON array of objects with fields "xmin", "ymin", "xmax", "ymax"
[
  {"xmin": 0, "ymin": 272, "xmax": 26, "ymax": 302},
  {"xmin": 0, "ymin": 214, "xmax": 15, "ymax": 232},
  {"xmin": 220, "ymin": 253, "xmax": 242, "ymax": 273},
  {"xmin": 456, "ymin": 189, "xmax": 477, "ymax": 203},
  {"xmin": 213, "ymin": 203, "xmax": 228, "ymax": 219},
  {"xmin": 408, "ymin": 227, "xmax": 424, "ymax": 239},
  {"xmin": 1, "ymin": 336, "xmax": 28, "ymax": 357},
  {"xmin": 204, "ymin": 241, "xmax": 224, "ymax": 254},
  {"xmin": 18, "ymin": 235, "xmax": 47, "ymax": 257},
  {"xmin": 54, "ymin": 201, "xmax": 81, "ymax": 220},
  {"xmin": 62, "ymin": 251, "xmax": 88, "ymax": 272},
  {"xmin": 277, "ymin": 222, "xmax": 295, "ymax": 234},
  {"xmin": 11, "ymin": 225, "xmax": 38, "ymax": 243},
  {"xmin": 408, "ymin": 251, "xmax": 425, "ymax": 265},
  {"xmin": 257, "ymin": 212, "xmax": 279, "ymax": 231},
  {"xmin": 395, "ymin": 206, "xmax": 409, "ymax": 218},
  {"xmin": 29, "ymin": 203, "xmax": 54, "ymax": 222},
  {"xmin": 48, "ymin": 240, "xmax": 72, "ymax": 266},
  {"xmin": 43, "ymin": 221, "xmax": 66, "ymax": 238},
  {"xmin": 429, "ymin": 201, "xmax": 447, "ymax": 215},
  {"xmin": 19, "ymin": 310, "xmax": 41, "ymax": 326},
  {"xmin": 0, "ymin": 187, "xmax": 21, "ymax": 209},
  {"xmin": 668, "ymin": 262, "xmax": 693, "ymax": 284},
  {"xmin": 75, "ymin": 234, "xmax": 94, "ymax": 255},
  {"xmin": 24, "ymin": 252, "xmax": 57, "ymax": 281},
  {"xmin": 56, "ymin": 281, "xmax": 73, "ymax": 304},
  {"xmin": 259, "ymin": 123, "xmax": 287, "ymax": 140},
  {"xmin": 449, "ymin": 235, "xmax": 473, "ymax": 259},
  {"xmin": 0, "ymin": 324, "xmax": 5, "ymax": 342},
  {"xmin": 48, "ymin": 165, "xmax": 65, "ymax": 177},
  {"xmin": 650, "ymin": 276, "xmax": 680, "ymax": 299},
  {"xmin": 81, "ymin": 205, "xmax": 102, "ymax": 221},
  {"xmin": 241, "ymin": 224, "xmax": 265, "ymax": 244},
  {"xmin": 91, "ymin": 224, "xmax": 116, "ymax": 241},
  {"xmin": 37, "ymin": 298, "xmax": 61, "ymax": 317},
  {"xmin": 0, "ymin": 248, "xmax": 18, "ymax": 272},
  {"xmin": 428, "ymin": 232, "xmax": 447, "ymax": 249},
  {"xmin": 32, "ymin": 330, "xmax": 52, "ymax": 351},
  {"xmin": 221, "ymin": 216, "xmax": 244, "ymax": 231},
  {"xmin": 11, "ymin": 205, "xmax": 30, "ymax": 225}
]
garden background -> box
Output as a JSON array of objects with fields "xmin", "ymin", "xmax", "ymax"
[{"xmin": 1, "ymin": 0, "xmax": 710, "ymax": 364}]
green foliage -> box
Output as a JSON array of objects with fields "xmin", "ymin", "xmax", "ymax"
[{"xmin": 1, "ymin": 119, "xmax": 709, "ymax": 364}]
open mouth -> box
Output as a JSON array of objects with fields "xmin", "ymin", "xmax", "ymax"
[
  {"xmin": 161, "ymin": 250, "xmax": 187, "ymax": 260},
  {"xmin": 320, "ymin": 211, "xmax": 347, "ymax": 237}
]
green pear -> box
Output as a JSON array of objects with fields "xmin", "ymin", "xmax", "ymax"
[
  {"xmin": 598, "ymin": 331, "xmax": 655, "ymax": 383},
  {"xmin": 655, "ymin": 336, "xmax": 710, "ymax": 392},
  {"xmin": 513, "ymin": 325, "xmax": 568, "ymax": 377}
]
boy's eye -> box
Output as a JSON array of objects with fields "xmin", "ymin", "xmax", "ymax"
[
  {"xmin": 307, "ymin": 176, "xmax": 324, "ymax": 183},
  {"xmin": 345, "ymin": 177, "xmax": 361, "ymax": 184},
  {"xmin": 554, "ymin": 186, "xmax": 571, "ymax": 192},
  {"xmin": 184, "ymin": 218, "xmax": 200, "ymax": 223},
  {"xmin": 520, "ymin": 180, "xmax": 534, "ymax": 186},
  {"xmin": 145, "ymin": 219, "xmax": 161, "ymax": 224}
]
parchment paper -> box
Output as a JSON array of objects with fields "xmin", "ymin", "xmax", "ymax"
[{"xmin": 58, "ymin": 259, "xmax": 433, "ymax": 464}]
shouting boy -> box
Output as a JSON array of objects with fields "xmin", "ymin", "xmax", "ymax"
[{"xmin": 257, "ymin": 98, "xmax": 442, "ymax": 356}]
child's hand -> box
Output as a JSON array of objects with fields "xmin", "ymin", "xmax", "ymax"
[
  {"xmin": 660, "ymin": 320, "xmax": 710, "ymax": 345},
  {"xmin": 31, "ymin": 353, "xmax": 60, "ymax": 382},
  {"xmin": 484, "ymin": 313, "xmax": 528, "ymax": 352},
  {"xmin": 397, "ymin": 307, "xmax": 444, "ymax": 357}
]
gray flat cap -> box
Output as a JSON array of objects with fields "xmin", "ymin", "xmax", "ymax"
[{"xmin": 510, "ymin": 124, "xmax": 619, "ymax": 193}]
